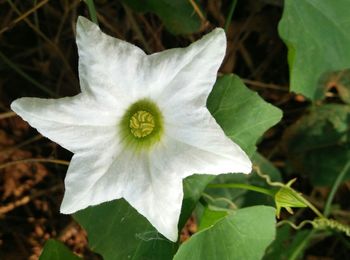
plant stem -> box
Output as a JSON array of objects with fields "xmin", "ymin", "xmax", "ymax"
[
  {"xmin": 224, "ymin": 0, "xmax": 237, "ymax": 32},
  {"xmin": 296, "ymin": 193, "xmax": 324, "ymax": 218},
  {"xmin": 84, "ymin": 0, "xmax": 98, "ymax": 25},
  {"xmin": 324, "ymin": 161, "xmax": 350, "ymax": 217},
  {"xmin": 208, "ymin": 183, "xmax": 275, "ymax": 196}
]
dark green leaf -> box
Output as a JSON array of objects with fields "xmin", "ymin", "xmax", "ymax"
[
  {"xmin": 39, "ymin": 240, "xmax": 81, "ymax": 260},
  {"xmin": 121, "ymin": 0, "xmax": 202, "ymax": 35},
  {"xmin": 279, "ymin": 0, "xmax": 350, "ymax": 100}
]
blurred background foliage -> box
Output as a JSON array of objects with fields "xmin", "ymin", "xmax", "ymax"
[{"xmin": 0, "ymin": 0, "xmax": 350, "ymax": 259}]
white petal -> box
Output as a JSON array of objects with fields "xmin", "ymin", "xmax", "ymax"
[
  {"xmin": 60, "ymin": 142, "xmax": 127, "ymax": 214},
  {"xmin": 162, "ymin": 107, "xmax": 252, "ymax": 176},
  {"xmin": 76, "ymin": 16, "xmax": 146, "ymax": 103},
  {"xmin": 10, "ymin": 94, "xmax": 119, "ymax": 153},
  {"xmin": 63, "ymin": 147, "xmax": 183, "ymax": 242},
  {"xmin": 145, "ymin": 28, "xmax": 226, "ymax": 108},
  {"xmin": 122, "ymin": 151, "xmax": 183, "ymax": 242}
]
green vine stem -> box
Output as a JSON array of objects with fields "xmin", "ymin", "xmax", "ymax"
[
  {"xmin": 208, "ymin": 183, "xmax": 275, "ymax": 197},
  {"xmin": 324, "ymin": 161, "xmax": 350, "ymax": 217}
]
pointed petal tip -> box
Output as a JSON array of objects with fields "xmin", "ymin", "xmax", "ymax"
[
  {"xmin": 242, "ymin": 161, "xmax": 253, "ymax": 174},
  {"xmin": 213, "ymin": 27, "xmax": 225, "ymax": 34},
  {"xmin": 59, "ymin": 209, "xmax": 70, "ymax": 215},
  {"xmin": 197, "ymin": 27, "xmax": 226, "ymax": 57},
  {"xmin": 239, "ymin": 153, "xmax": 253, "ymax": 174},
  {"xmin": 60, "ymin": 203, "xmax": 77, "ymax": 215},
  {"xmin": 10, "ymin": 97, "xmax": 29, "ymax": 117},
  {"xmin": 229, "ymin": 161, "xmax": 252, "ymax": 175},
  {"xmin": 59, "ymin": 195, "xmax": 79, "ymax": 215},
  {"xmin": 77, "ymin": 15, "xmax": 91, "ymax": 26},
  {"xmin": 162, "ymin": 227, "xmax": 179, "ymax": 242},
  {"xmin": 10, "ymin": 98, "xmax": 19, "ymax": 112},
  {"xmin": 209, "ymin": 27, "xmax": 226, "ymax": 41},
  {"xmin": 167, "ymin": 233, "xmax": 179, "ymax": 243},
  {"xmin": 76, "ymin": 15, "xmax": 98, "ymax": 33}
]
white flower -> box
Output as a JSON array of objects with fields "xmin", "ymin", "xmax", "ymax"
[{"xmin": 11, "ymin": 17, "xmax": 252, "ymax": 242}]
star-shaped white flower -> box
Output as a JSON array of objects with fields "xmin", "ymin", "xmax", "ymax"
[{"xmin": 11, "ymin": 17, "xmax": 252, "ymax": 242}]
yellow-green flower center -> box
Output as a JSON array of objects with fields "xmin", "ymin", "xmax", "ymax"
[
  {"xmin": 120, "ymin": 99, "xmax": 163, "ymax": 151},
  {"xmin": 129, "ymin": 110, "xmax": 155, "ymax": 138}
]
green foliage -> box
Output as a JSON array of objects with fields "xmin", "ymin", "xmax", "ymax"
[
  {"xmin": 207, "ymin": 74, "xmax": 283, "ymax": 156},
  {"xmin": 74, "ymin": 199, "xmax": 177, "ymax": 260},
  {"xmin": 39, "ymin": 240, "xmax": 81, "ymax": 260},
  {"xmin": 174, "ymin": 206, "xmax": 276, "ymax": 260},
  {"xmin": 283, "ymin": 104, "xmax": 350, "ymax": 186},
  {"xmin": 198, "ymin": 207, "xmax": 229, "ymax": 231},
  {"xmin": 279, "ymin": 0, "xmax": 350, "ymax": 100},
  {"xmin": 121, "ymin": 0, "xmax": 202, "ymax": 35}
]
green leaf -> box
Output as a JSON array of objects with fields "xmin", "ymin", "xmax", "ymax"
[
  {"xmin": 174, "ymin": 206, "xmax": 276, "ymax": 260},
  {"xmin": 283, "ymin": 104, "xmax": 350, "ymax": 186},
  {"xmin": 74, "ymin": 199, "xmax": 177, "ymax": 260},
  {"xmin": 207, "ymin": 74, "xmax": 282, "ymax": 156},
  {"xmin": 121, "ymin": 0, "xmax": 202, "ymax": 35},
  {"xmin": 278, "ymin": 0, "xmax": 350, "ymax": 100},
  {"xmin": 198, "ymin": 207, "xmax": 229, "ymax": 231},
  {"xmin": 39, "ymin": 240, "xmax": 81, "ymax": 260}
]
